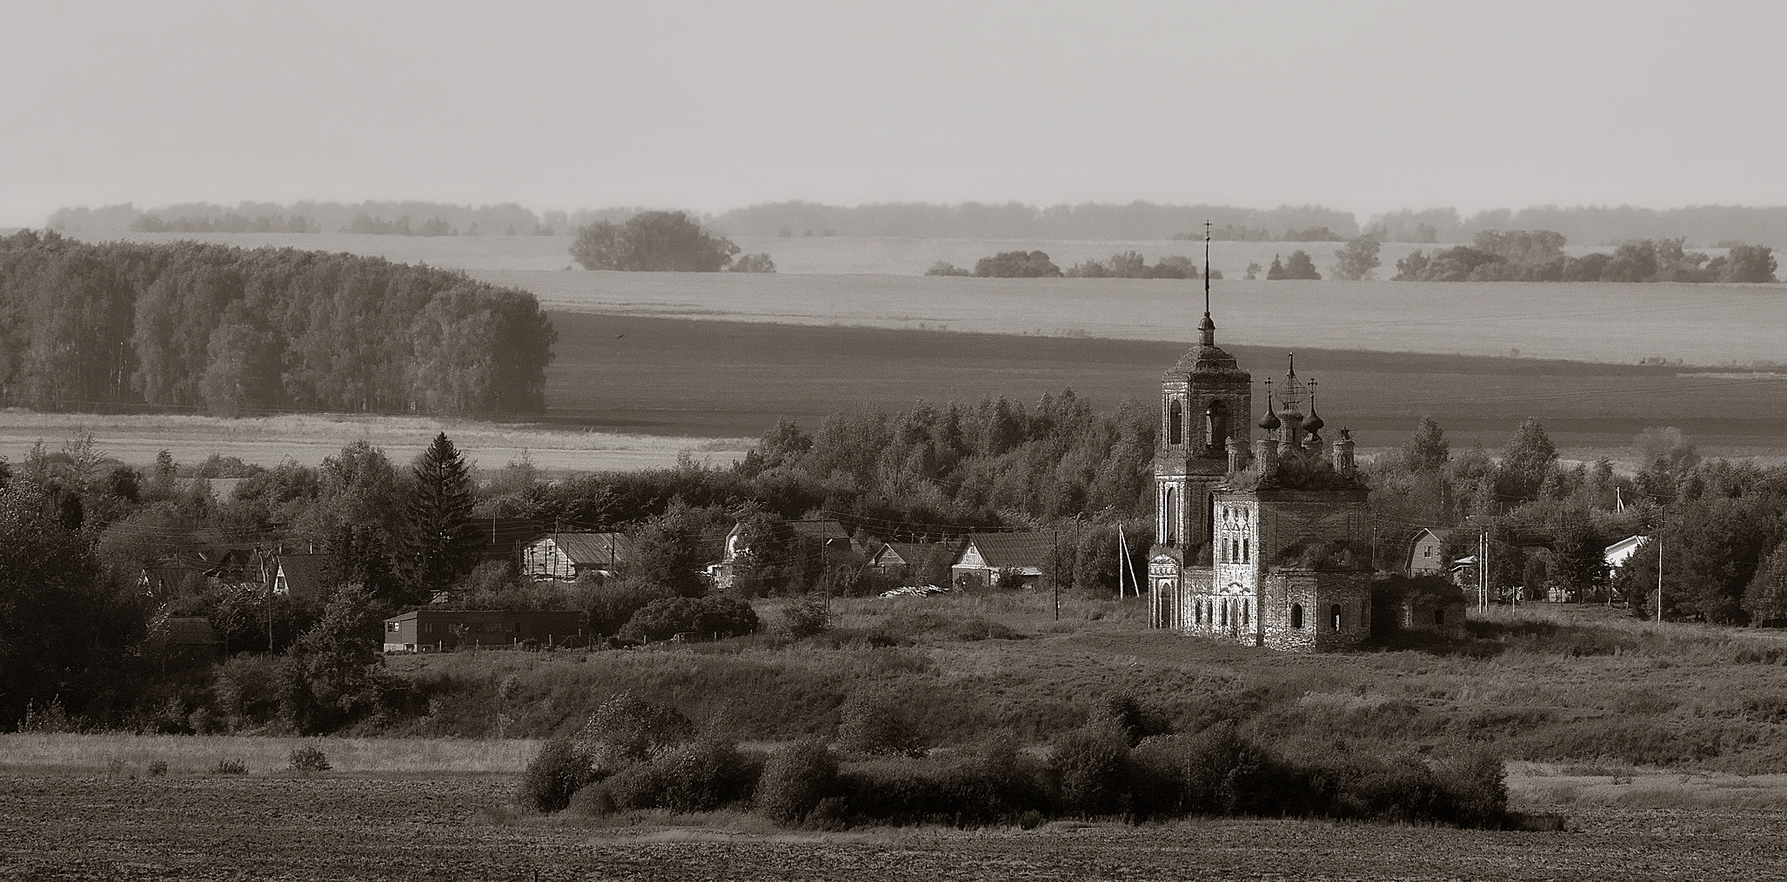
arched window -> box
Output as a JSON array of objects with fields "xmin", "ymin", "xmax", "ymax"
[
  {"xmin": 1242, "ymin": 600, "xmax": 1249, "ymax": 627},
  {"xmin": 1331, "ymin": 604, "xmax": 1343, "ymax": 631},
  {"xmin": 1205, "ymin": 400, "xmax": 1228, "ymax": 449},
  {"xmin": 1220, "ymin": 600, "xmax": 1228, "ymax": 627},
  {"xmin": 1290, "ymin": 603, "xmax": 1304, "ymax": 629},
  {"xmin": 1242, "ymin": 538, "xmax": 1249, "ymax": 562},
  {"xmin": 1163, "ymin": 487, "xmax": 1178, "ymax": 545},
  {"xmin": 1168, "ymin": 400, "xmax": 1183, "ymax": 446}
]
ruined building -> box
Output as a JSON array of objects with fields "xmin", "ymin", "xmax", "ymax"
[{"xmin": 1147, "ymin": 248, "xmax": 1378, "ymax": 652}]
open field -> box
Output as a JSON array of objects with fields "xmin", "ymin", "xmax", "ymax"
[
  {"xmin": 496, "ymin": 270, "xmax": 1787, "ymax": 367},
  {"xmin": 0, "ymin": 733, "xmax": 536, "ymax": 776},
  {"xmin": 6, "ymin": 771, "xmax": 1787, "ymax": 881},
  {"xmin": 543, "ymin": 312, "xmax": 1787, "ymax": 454},
  {"xmin": 0, "ymin": 410, "xmax": 748, "ymax": 472}
]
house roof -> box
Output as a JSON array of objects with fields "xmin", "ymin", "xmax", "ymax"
[
  {"xmin": 275, "ymin": 553, "xmax": 337, "ymax": 597},
  {"xmin": 1410, "ymin": 526, "xmax": 1448, "ymax": 542},
  {"xmin": 479, "ymin": 517, "xmax": 548, "ymax": 559},
  {"xmin": 875, "ymin": 540, "xmax": 960, "ymax": 567},
  {"xmin": 790, "ymin": 520, "xmax": 852, "ymax": 543},
  {"xmin": 962, "ymin": 532, "xmax": 1056, "ymax": 569},
  {"xmin": 542, "ymin": 532, "xmax": 634, "ymax": 567}
]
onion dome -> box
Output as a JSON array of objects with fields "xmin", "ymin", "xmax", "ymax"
[
  {"xmin": 1258, "ymin": 407, "xmax": 1281, "ymax": 431},
  {"xmin": 1303, "ymin": 411, "xmax": 1324, "ymax": 434}
]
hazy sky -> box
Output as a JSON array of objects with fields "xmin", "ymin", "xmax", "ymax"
[{"xmin": 5, "ymin": 0, "xmax": 1785, "ymax": 227}]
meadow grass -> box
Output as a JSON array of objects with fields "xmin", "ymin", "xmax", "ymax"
[{"xmin": 0, "ymin": 732, "xmax": 538, "ymax": 775}]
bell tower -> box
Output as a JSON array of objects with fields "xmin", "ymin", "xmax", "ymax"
[{"xmin": 1154, "ymin": 223, "xmax": 1252, "ymax": 560}]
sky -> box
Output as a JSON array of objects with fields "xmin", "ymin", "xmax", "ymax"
[{"xmin": 5, "ymin": 0, "xmax": 1786, "ymax": 227}]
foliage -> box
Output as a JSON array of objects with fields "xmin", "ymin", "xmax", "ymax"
[
  {"xmin": 1330, "ymin": 235, "xmax": 1381, "ymax": 280},
  {"xmin": 835, "ymin": 691, "xmax": 926, "ymax": 757},
  {"xmin": 568, "ymin": 210, "xmax": 740, "ymax": 272},
  {"xmin": 0, "ymin": 230, "xmax": 554, "ymax": 416},
  {"xmin": 1497, "ymin": 417, "xmax": 1558, "ymax": 503},
  {"xmin": 397, "ymin": 434, "xmax": 480, "ymax": 600},
  {"xmin": 1395, "ymin": 229, "xmax": 1776, "ymax": 283},
  {"xmin": 972, "ymin": 250, "xmax": 1062, "ymax": 278},
  {"xmin": 754, "ymin": 737, "xmax": 840, "ymax": 825},
  {"xmin": 923, "ymin": 261, "xmax": 973, "ymax": 277},
  {"xmin": 1281, "ymin": 250, "xmax": 1321, "ymax": 280},
  {"xmin": 1403, "ymin": 415, "xmax": 1450, "ymax": 472},
  {"xmin": 519, "ymin": 737, "xmax": 597, "ymax": 813},
  {"xmin": 1744, "ymin": 543, "xmax": 1787, "ymax": 625},
  {"xmin": 622, "ymin": 500, "xmax": 716, "ymax": 597},
  {"xmin": 779, "ymin": 592, "xmax": 831, "ymax": 639},
  {"xmin": 1064, "ymin": 252, "xmax": 1204, "ymax": 279},
  {"xmin": 288, "ymin": 745, "xmax": 331, "ymax": 772},
  {"xmin": 619, "ymin": 594, "xmax": 759, "ymax": 642},
  {"xmin": 582, "ymin": 577, "xmax": 677, "ymax": 637},
  {"xmin": 728, "ymin": 253, "xmax": 777, "ymax": 273}
]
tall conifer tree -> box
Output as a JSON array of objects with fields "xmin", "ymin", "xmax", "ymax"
[{"xmin": 399, "ymin": 433, "xmax": 480, "ymax": 599}]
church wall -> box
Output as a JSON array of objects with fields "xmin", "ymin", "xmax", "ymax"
[
  {"xmin": 1253, "ymin": 490, "xmax": 1371, "ymax": 567},
  {"xmin": 1260, "ymin": 570, "xmax": 1372, "ymax": 652}
]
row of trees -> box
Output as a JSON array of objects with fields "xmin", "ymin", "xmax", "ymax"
[
  {"xmin": 0, "ymin": 231, "xmax": 556, "ymax": 416},
  {"xmin": 1394, "ymin": 231, "xmax": 1777, "ymax": 283}
]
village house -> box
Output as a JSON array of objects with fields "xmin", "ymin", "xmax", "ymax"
[
  {"xmin": 269, "ymin": 551, "xmax": 336, "ymax": 600},
  {"xmin": 708, "ymin": 518, "xmax": 857, "ymax": 591},
  {"xmin": 951, "ymin": 532, "xmax": 1055, "ymax": 588},
  {"xmin": 1407, "ymin": 526, "xmax": 1448, "ymax": 577},
  {"xmin": 869, "ymin": 539, "xmax": 963, "ymax": 586},
  {"xmin": 382, "ymin": 609, "xmax": 583, "ymax": 652},
  {"xmin": 522, "ymin": 532, "xmax": 634, "ymax": 582}
]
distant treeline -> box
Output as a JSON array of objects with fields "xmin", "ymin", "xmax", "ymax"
[
  {"xmin": 0, "ymin": 231, "xmax": 555, "ymax": 416},
  {"xmin": 1394, "ymin": 230, "xmax": 1777, "ymax": 283},
  {"xmin": 44, "ymin": 200, "xmax": 1787, "ymax": 248},
  {"xmin": 1371, "ymin": 205, "xmax": 1787, "ymax": 248},
  {"xmin": 49, "ymin": 202, "xmax": 631, "ymax": 238}
]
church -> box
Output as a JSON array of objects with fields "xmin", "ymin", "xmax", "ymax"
[{"xmin": 1147, "ymin": 253, "xmax": 1378, "ymax": 652}]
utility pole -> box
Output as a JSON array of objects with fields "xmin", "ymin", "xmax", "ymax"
[
  {"xmin": 1656, "ymin": 503, "xmax": 1665, "ymax": 625},
  {"xmin": 1052, "ymin": 529, "xmax": 1060, "ymax": 621}
]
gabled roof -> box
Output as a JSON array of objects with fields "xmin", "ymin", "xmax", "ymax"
[
  {"xmin": 479, "ymin": 517, "xmax": 548, "ymax": 559},
  {"xmin": 274, "ymin": 552, "xmax": 337, "ymax": 598},
  {"xmin": 540, "ymin": 532, "xmax": 634, "ymax": 567},
  {"xmin": 963, "ymin": 532, "xmax": 1056, "ymax": 569},
  {"xmin": 790, "ymin": 520, "xmax": 852, "ymax": 544},
  {"xmin": 875, "ymin": 540, "xmax": 960, "ymax": 567},
  {"xmin": 1410, "ymin": 525, "xmax": 1448, "ymax": 542}
]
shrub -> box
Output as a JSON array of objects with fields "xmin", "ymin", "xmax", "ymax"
[
  {"xmin": 837, "ymin": 742, "xmax": 1051, "ymax": 826},
  {"xmin": 582, "ymin": 577, "xmax": 677, "ymax": 637},
  {"xmin": 147, "ymin": 759, "xmax": 169, "ymax": 778},
  {"xmin": 620, "ymin": 594, "xmax": 759, "ymax": 643},
  {"xmin": 780, "ymin": 593, "xmax": 831, "ymax": 639},
  {"xmin": 754, "ymin": 738, "xmax": 839, "ymax": 826},
  {"xmin": 210, "ymin": 759, "xmax": 248, "ymax": 775},
  {"xmin": 1432, "ymin": 749, "xmax": 1509, "ymax": 828},
  {"xmin": 288, "ymin": 745, "xmax": 331, "ymax": 772},
  {"xmin": 576, "ymin": 739, "xmax": 763, "ymax": 815},
  {"xmin": 518, "ymin": 737, "xmax": 596, "ymax": 813},
  {"xmin": 574, "ymin": 693, "xmax": 695, "ymax": 772},
  {"xmin": 836, "ymin": 692, "xmax": 926, "ymax": 757},
  {"xmin": 1049, "ymin": 720, "xmax": 1133, "ymax": 817}
]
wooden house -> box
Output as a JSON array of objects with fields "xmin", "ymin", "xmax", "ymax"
[
  {"xmin": 950, "ymin": 532, "xmax": 1055, "ymax": 588},
  {"xmin": 522, "ymin": 532, "xmax": 634, "ymax": 582},
  {"xmin": 270, "ymin": 552, "xmax": 336, "ymax": 600},
  {"xmin": 1407, "ymin": 527, "xmax": 1448, "ymax": 577},
  {"xmin": 869, "ymin": 540, "xmax": 962, "ymax": 585},
  {"xmin": 709, "ymin": 519, "xmax": 857, "ymax": 591}
]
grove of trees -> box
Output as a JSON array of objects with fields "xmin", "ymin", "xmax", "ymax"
[
  {"xmin": 1395, "ymin": 230, "xmax": 1776, "ymax": 283},
  {"xmin": 0, "ymin": 231, "xmax": 556, "ymax": 416},
  {"xmin": 568, "ymin": 210, "xmax": 772, "ymax": 272}
]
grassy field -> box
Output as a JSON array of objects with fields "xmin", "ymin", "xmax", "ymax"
[
  {"xmin": 0, "ymin": 409, "xmax": 748, "ymax": 472},
  {"xmin": 542, "ymin": 312, "xmax": 1787, "ymax": 454}
]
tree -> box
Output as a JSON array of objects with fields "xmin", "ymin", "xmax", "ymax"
[
  {"xmin": 1497, "ymin": 418, "xmax": 1557, "ymax": 503},
  {"xmin": 1330, "ymin": 235, "xmax": 1381, "ymax": 280},
  {"xmin": 568, "ymin": 211, "xmax": 740, "ymax": 272},
  {"xmin": 1281, "ymin": 250, "xmax": 1321, "ymax": 280},
  {"xmin": 1744, "ymin": 541, "xmax": 1787, "ymax": 625},
  {"xmin": 397, "ymin": 433, "xmax": 480, "ymax": 599},
  {"xmin": 1265, "ymin": 255, "xmax": 1286, "ymax": 280},
  {"xmin": 1403, "ymin": 416, "xmax": 1449, "ymax": 472},
  {"xmin": 1712, "ymin": 244, "xmax": 1777, "ymax": 283},
  {"xmin": 729, "ymin": 252, "xmax": 776, "ymax": 273},
  {"xmin": 973, "ymin": 250, "xmax": 1062, "ymax": 278},
  {"xmin": 624, "ymin": 500, "xmax": 713, "ymax": 596},
  {"xmin": 728, "ymin": 510, "xmax": 800, "ymax": 596}
]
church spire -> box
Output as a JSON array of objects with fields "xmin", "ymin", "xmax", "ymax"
[{"xmin": 1199, "ymin": 219, "xmax": 1215, "ymax": 346}]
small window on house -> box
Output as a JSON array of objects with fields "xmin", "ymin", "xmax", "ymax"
[
  {"xmin": 1331, "ymin": 604, "xmax": 1343, "ymax": 631},
  {"xmin": 1290, "ymin": 603, "xmax": 1303, "ymax": 629},
  {"xmin": 387, "ymin": 622, "xmax": 400, "ymax": 632},
  {"xmin": 1423, "ymin": 547, "xmax": 1432, "ymax": 558},
  {"xmin": 424, "ymin": 623, "xmax": 434, "ymax": 634},
  {"xmin": 1434, "ymin": 609, "xmax": 1445, "ymax": 627}
]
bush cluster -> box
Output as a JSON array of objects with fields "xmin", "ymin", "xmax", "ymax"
[
  {"xmin": 619, "ymin": 594, "xmax": 759, "ymax": 643},
  {"xmin": 518, "ymin": 692, "xmax": 1511, "ymax": 830}
]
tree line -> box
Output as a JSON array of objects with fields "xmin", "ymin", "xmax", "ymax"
[
  {"xmin": 0, "ymin": 231, "xmax": 556, "ymax": 416},
  {"xmin": 1394, "ymin": 230, "xmax": 1776, "ymax": 282}
]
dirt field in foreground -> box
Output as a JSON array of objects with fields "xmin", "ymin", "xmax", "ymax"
[{"xmin": 2, "ymin": 772, "xmax": 1783, "ymax": 881}]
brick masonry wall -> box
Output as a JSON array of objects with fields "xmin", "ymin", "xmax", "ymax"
[{"xmin": 1261, "ymin": 570, "xmax": 1371, "ymax": 652}]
